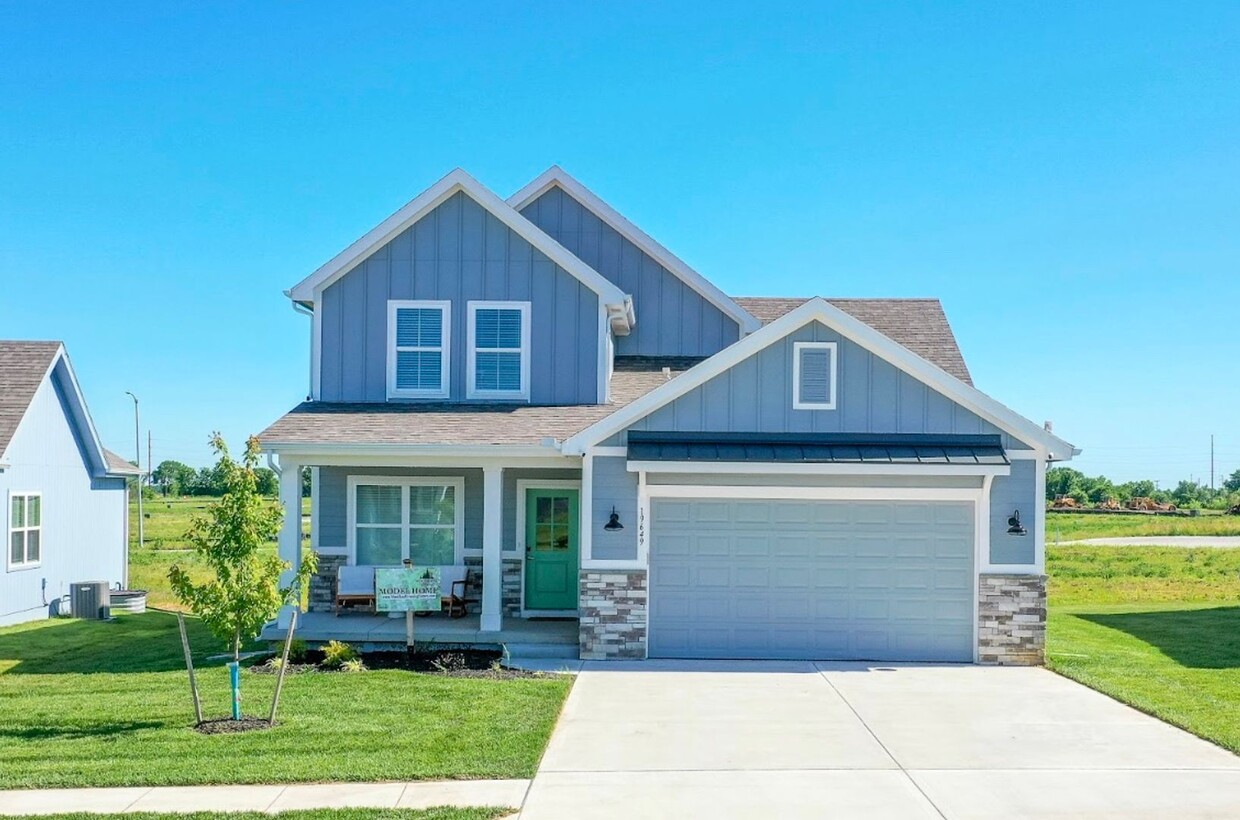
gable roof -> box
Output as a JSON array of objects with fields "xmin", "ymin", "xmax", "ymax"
[
  {"xmin": 561, "ymin": 298, "xmax": 1078, "ymax": 460},
  {"xmin": 286, "ymin": 168, "xmax": 634, "ymax": 331},
  {"xmin": 508, "ymin": 166, "xmax": 761, "ymax": 336},
  {"xmin": 0, "ymin": 340, "xmax": 137, "ymax": 477},
  {"xmin": 0, "ymin": 341, "xmax": 61, "ymax": 459},
  {"xmin": 735, "ymin": 297, "xmax": 973, "ymax": 385}
]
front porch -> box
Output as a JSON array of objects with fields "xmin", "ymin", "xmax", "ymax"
[{"xmin": 261, "ymin": 611, "xmax": 579, "ymax": 658}]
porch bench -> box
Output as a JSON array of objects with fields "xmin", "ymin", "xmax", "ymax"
[{"xmin": 334, "ymin": 564, "xmax": 478, "ymax": 617}]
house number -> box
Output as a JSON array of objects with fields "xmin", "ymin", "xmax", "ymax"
[{"xmin": 638, "ymin": 506, "xmax": 646, "ymax": 548}]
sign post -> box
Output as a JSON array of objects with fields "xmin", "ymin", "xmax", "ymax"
[{"xmin": 375, "ymin": 566, "xmax": 441, "ymax": 649}]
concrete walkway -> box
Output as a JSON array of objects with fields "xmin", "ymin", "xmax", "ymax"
[
  {"xmin": 0, "ymin": 779, "xmax": 529, "ymax": 816},
  {"xmin": 1058, "ymin": 535, "xmax": 1240, "ymax": 547},
  {"xmin": 520, "ymin": 660, "xmax": 1240, "ymax": 819}
]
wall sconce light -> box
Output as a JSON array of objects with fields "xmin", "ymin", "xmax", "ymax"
[
  {"xmin": 1007, "ymin": 510, "xmax": 1028, "ymax": 536},
  {"xmin": 604, "ymin": 506, "xmax": 624, "ymax": 531}
]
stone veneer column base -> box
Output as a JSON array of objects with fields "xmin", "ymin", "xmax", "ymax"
[
  {"xmin": 978, "ymin": 573, "xmax": 1047, "ymax": 666},
  {"xmin": 308, "ymin": 553, "xmax": 347, "ymax": 613},
  {"xmin": 463, "ymin": 555, "xmax": 523, "ymax": 616},
  {"xmin": 579, "ymin": 570, "xmax": 647, "ymax": 660}
]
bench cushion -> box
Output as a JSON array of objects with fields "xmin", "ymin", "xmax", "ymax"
[{"xmin": 337, "ymin": 565, "xmax": 376, "ymax": 596}]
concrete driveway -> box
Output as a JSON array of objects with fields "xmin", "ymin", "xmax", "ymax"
[{"xmin": 521, "ymin": 661, "xmax": 1240, "ymax": 819}]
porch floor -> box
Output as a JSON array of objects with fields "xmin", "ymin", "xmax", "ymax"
[{"xmin": 260, "ymin": 612, "xmax": 580, "ymax": 659}]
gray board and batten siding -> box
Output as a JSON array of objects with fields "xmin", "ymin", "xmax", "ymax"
[
  {"xmin": 520, "ymin": 185, "xmax": 741, "ymax": 358},
  {"xmin": 592, "ymin": 320, "xmax": 1038, "ymax": 566},
  {"xmin": 319, "ymin": 191, "xmax": 600, "ymax": 405}
]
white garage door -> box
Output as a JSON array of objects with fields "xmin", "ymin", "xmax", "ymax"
[{"xmin": 648, "ymin": 498, "xmax": 975, "ymax": 661}]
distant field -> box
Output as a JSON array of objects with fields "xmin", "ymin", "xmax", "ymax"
[
  {"xmin": 1047, "ymin": 511, "xmax": 1240, "ymax": 542},
  {"xmin": 128, "ymin": 496, "xmax": 309, "ymax": 610}
]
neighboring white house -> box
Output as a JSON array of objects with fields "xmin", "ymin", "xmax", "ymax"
[{"xmin": 0, "ymin": 341, "xmax": 139, "ymax": 626}]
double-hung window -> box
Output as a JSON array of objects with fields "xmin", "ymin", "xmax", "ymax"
[
  {"xmin": 792, "ymin": 341, "xmax": 838, "ymax": 410},
  {"xmin": 349, "ymin": 477, "xmax": 462, "ymax": 567},
  {"xmin": 467, "ymin": 301, "xmax": 530, "ymax": 400},
  {"xmin": 387, "ymin": 300, "xmax": 450, "ymax": 399},
  {"xmin": 9, "ymin": 493, "xmax": 41, "ymax": 570}
]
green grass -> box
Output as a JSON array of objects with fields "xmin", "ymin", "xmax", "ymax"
[
  {"xmin": 0, "ymin": 612, "xmax": 571, "ymax": 789},
  {"xmin": 1047, "ymin": 511, "xmax": 1240, "ymax": 542},
  {"xmin": 13, "ymin": 812, "xmax": 508, "ymax": 820},
  {"xmin": 128, "ymin": 497, "xmax": 310, "ymax": 610},
  {"xmin": 1047, "ymin": 545, "xmax": 1240, "ymax": 753}
]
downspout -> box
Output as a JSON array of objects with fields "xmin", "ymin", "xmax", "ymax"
[{"xmin": 291, "ymin": 300, "xmax": 313, "ymax": 401}]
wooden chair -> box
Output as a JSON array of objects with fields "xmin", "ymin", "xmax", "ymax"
[{"xmin": 441, "ymin": 565, "xmax": 477, "ymax": 619}]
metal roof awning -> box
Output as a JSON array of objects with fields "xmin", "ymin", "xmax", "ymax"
[{"xmin": 626, "ymin": 432, "xmax": 1010, "ymax": 466}]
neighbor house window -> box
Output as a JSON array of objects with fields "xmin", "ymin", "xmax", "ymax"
[
  {"xmin": 792, "ymin": 341, "xmax": 838, "ymax": 410},
  {"xmin": 8, "ymin": 493, "xmax": 41, "ymax": 569},
  {"xmin": 387, "ymin": 300, "xmax": 450, "ymax": 399},
  {"xmin": 349, "ymin": 477, "xmax": 462, "ymax": 566},
  {"xmin": 467, "ymin": 301, "xmax": 530, "ymax": 400}
]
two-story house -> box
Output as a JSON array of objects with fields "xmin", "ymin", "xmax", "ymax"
[{"xmin": 259, "ymin": 167, "xmax": 1077, "ymax": 664}]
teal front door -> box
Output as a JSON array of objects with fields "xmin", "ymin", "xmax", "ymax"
[{"xmin": 524, "ymin": 488, "xmax": 580, "ymax": 611}]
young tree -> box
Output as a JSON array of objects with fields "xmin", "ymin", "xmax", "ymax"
[{"xmin": 168, "ymin": 433, "xmax": 316, "ymax": 720}]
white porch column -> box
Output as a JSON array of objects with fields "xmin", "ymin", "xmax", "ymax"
[
  {"xmin": 277, "ymin": 457, "xmax": 303, "ymax": 628},
  {"xmin": 480, "ymin": 464, "xmax": 504, "ymax": 632}
]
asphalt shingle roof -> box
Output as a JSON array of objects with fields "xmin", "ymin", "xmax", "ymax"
[
  {"xmin": 259, "ymin": 359, "xmax": 697, "ymax": 447},
  {"xmin": 733, "ymin": 297, "xmax": 973, "ymax": 385},
  {"xmin": 260, "ymin": 297, "xmax": 974, "ymax": 448},
  {"xmin": 0, "ymin": 341, "xmax": 62, "ymax": 459}
]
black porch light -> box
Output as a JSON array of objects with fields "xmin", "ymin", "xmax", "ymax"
[
  {"xmin": 604, "ymin": 506, "xmax": 624, "ymax": 531},
  {"xmin": 1007, "ymin": 510, "xmax": 1028, "ymax": 536}
]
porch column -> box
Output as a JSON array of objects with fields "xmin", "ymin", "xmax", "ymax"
[
  {"xmin": 277, "ymin": 457, "xmax": 303, "ymax": 629},
  {"xmin": 480, "ymin": 465, "xmax": 504, "ymax": 632}
]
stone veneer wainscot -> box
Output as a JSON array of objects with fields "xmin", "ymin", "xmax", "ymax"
[
  {"xmin": 978, "ymin": 573, "xmax": 1047, "ymax": 665},
  {"xmin": 579, "ymin": 570, "xmax": 647, "ymax": 660}
]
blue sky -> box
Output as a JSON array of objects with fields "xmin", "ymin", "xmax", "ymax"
[{"xmin": 2, "ymin": 2, "xmax": 1237, "ymax": 485}]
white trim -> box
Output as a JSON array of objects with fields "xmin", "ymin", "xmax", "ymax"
[
  {"xmin": 642, "ymin": 485, "xmax": 982, "ymax": 502},
  {"xmin": 1034, "ymin": 455, "xmax": 1047, "ymax": 572},
  {"xmin": 480, "ymin": 466, "xmax": 504, "ymax": 632},
  {"xmin": 580, "ymin": 454, "xmax": 594, "ymax": 562},
  {"xmin": 1006, "ymin": 449, "xmax": 1043, "ymax": 460},
  {"xmin": 288, "ymin": 169, "xmax": 630, "ymax": 321},
  {"xmin": 626, "ymin": 461, "xmax": 1010, "ymax": 477},
  {"xmin": 507, "ymin": 167, "xmax": 760, "ymax": 335},
  {"xmin": 387, "ymin": 300, "xmax": 451, "ymax": 400},
  {"xmin": 587, "ymin": 446, "xmax": 628, "ymax": 458},
  {"xmin": 311, "ymin": 302, "xmax": 322, "ymax": 400},
  {"xmin": 637, "ymin": 469, "xmax": 649, "ymax": 567},
  {"xmin": 561, "ymin": 297, "xmax": 1077, "ymax": 460},
  {"xmin": 515, "ymin": 479, "xmax": 582, "ymax": 616},
  {"xmin": 261, "ymin": 445, "xmax": 571, "ymax": 464},
  {"xmin": 791, "ymin": 341, "xmax": 838, "ymax": 410},
  {"xmin": 466, "ymin": 301, "xmax": 531, "ymax": 401},
  {"xmin": 345, "ymin": 475, "xmax": 466, "ymax": 567},
  {"xmin": 315, "ymin": 546, "xmax": 348, "ymax": 557},
  {"xmin": 6, "ymin": 490, "xmax": 42, "ymax": 571},
  {"xmin": 597, "ymin": 303, "xmax": 613, "ymax": 403},
  {"xmin": 309, "ymin": 466, "xmax": 320, "ymax": 551}
]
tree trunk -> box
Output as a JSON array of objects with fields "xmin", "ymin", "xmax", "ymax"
[
  {"xmin": 229, "ymin": 631, "xmax": 242, "ymax": 720},
  {"xmin": 268, "ymin": 609, "xmax": 297, "ymax": 725}
]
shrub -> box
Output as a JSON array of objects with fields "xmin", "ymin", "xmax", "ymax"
[
  {"xmin": 286, "ymin": 638, "xmax": 309, "ymax": 663},
  {"xmin": 322, "ymin": 640, "xmax": 358, "ymax": 669},
  {"xmin": 338, "ymin": 658, "xmax": 367, "ymax": 673}
]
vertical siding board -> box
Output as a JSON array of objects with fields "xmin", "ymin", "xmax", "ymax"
[
  {"xmin": 591, "ymin": 457, "xmax": 638, "ymax": 561},
  {"xmin": 522, "ymin": 187, "xmax": 741, "ymax": 357},
  {"xmin": 319, "ymin": 191, "xmax": 598, "ymax": 403},
  {"xmin": 624, "ymin": 323, "xmax": 1007, "ymax": 444}
]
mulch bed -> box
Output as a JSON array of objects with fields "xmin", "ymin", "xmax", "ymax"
[
  {"xmin": 195, "ymin": 717, "xmax": 274, "ymax": 734},
  {"xmin": 248, "ymin": 648, "xmax": 545, "ymax": 679}
]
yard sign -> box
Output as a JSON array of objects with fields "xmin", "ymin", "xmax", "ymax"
[{"xmin": 375, "ymin": 567, "xmax": 441, "ymax": 613}]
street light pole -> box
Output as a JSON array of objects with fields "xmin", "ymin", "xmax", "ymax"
[{"xmin": 125, "ymin": 391, "xmax": 144, "ymax": 555}]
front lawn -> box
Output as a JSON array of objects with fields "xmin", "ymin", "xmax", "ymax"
[
  {"xmin": 0, "ymin": 612, "xmax": 571, "ymax": 788},
  {"xmin": 1047, "ymin": 511, "xmax": 1240, "ymax": 542},
  {"xmin": 1047, "ymin": 545, "xmax": 1240, "ymax": 754}
]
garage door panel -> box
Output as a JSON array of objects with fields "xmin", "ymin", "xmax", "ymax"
[{"xmin": 649, "ymin": 498, "xmax": 975, "ymax": 662}]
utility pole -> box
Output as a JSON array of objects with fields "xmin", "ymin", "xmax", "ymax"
[
  {"xmin": 125, "ymin": 391, "xmax": 144, "ymax": 552},
  {"xmin": 1210, "ymin": 434, "xmax": 1215, "ymax": 491},
  {"xmin": 147, "ymin": 430, "xmax": 152, "ymax": 494}
]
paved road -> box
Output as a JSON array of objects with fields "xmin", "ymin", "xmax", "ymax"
[
  {"xmin": 521, "ymin": 660, "xmax": 1240, "ymax": 819},
  {"xmin": 1058, "ymin": 535, "xmax": 1240, "ymax": 547}
]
